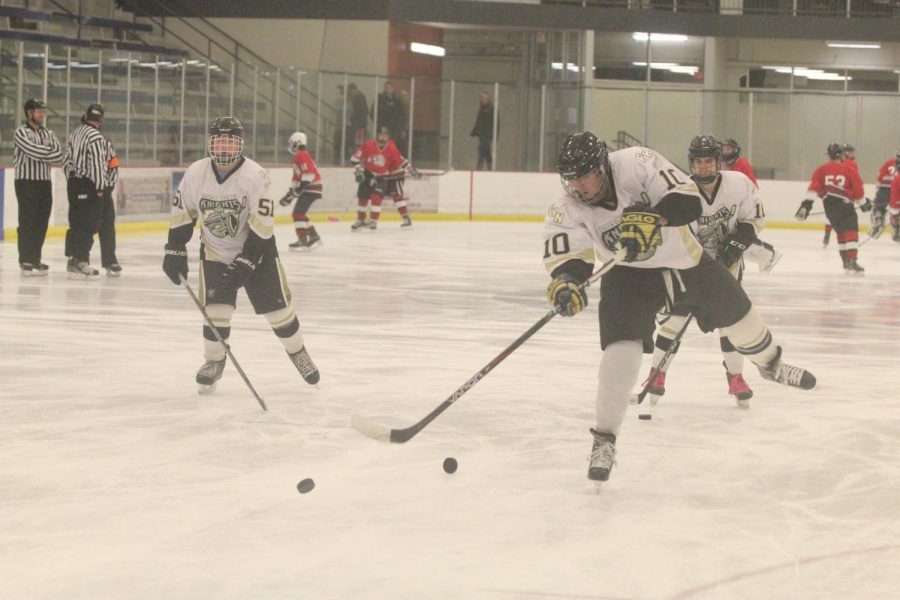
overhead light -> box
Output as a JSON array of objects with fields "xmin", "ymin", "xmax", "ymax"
[
  {"xmin": 632, "ymin": 32, "xmax": 688, "ymax": 43},
  {"xmin": 410, "ymin": 42, "xmax": 445, "ymax": 57},
  {"xmin": 633, "ymin": 61, "xmax": 698, "ymax": 75},
  {"xmin": 551, "ymin": 62, "xmax": 581, "ymax": 73},
  {"xmin": 827, "ymin": 41, "xmax": 880, "ymax": 49}
]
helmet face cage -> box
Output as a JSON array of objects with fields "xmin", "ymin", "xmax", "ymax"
[
  {"xmin": 288, "ymin": 131, "xmax": 307, "ymax": 153},
  {"xmin": 208, "ymin": 117, "xmax": 244, "ymax": 167},
  {"xmin": 827, "ymin": 143, "xmax": 844, "ymax": 160},
  {"xmin": 688, "ymin": 135, "xmax": 722, "ymax": 184},
  {"xmin": 557, "ymin": 132, "xmax": 612, "ymax": 206},
  {"xmin": 721, "ymin": 138, "xmax": 740, "ymax": 162}
]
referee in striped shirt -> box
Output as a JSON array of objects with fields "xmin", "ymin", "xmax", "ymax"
[
  {"xmin": 13, "ymin": 99, "xmax": 63, "ymax": 276},
  {"xmin": 63, "ymin": 103, "xmax": 115, "ymax": 279}
]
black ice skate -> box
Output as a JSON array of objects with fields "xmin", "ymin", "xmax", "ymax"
[
  {"xmin": 290, "ymin": 232, "xmax": 322, "ymax": 252},
  {"xmin": 196, "ymin": 358, "xmax": 226, "ymax": 394},
  {"xmin": 351, "ymin": 220, "xmax": 368, "ymax": 231},
  {"xmin": 401, "ymin": 215, "xmax": 413, "ymax": 228},
  {"xmin": 105, "ymin": 263, "xmax": 122, "ymax": 277},
  {"xmin": 367, "ymin": 220, "xmax": 378, "ymax": 230},
  {"xmin": 67, "ymin": 258, "xmax": 99, "ymax": 280},
  {"xmin": 822, "ymin": 230, "xmax": 831, "ymax": 247},
  {"xmin": 288, "ymin": 346, "xmax": 320, "ymax": 385},
  {"xmin": 756, "ymin": 346, "xmax": 816, "ymax": 390},
  {"xmin": 842, "ymin": 257, "xmax": 865, "ymax": 275},
  {"xmin": 19, "ymin": 262, "xmax": 36, "ymax": 276},
  {"xmin": 34, "ymin": 262, "xmax": 50, "ymax": 276},
  {"xmin": 588, "ymin": 428, "xmax": 617, "ymax": 483}
]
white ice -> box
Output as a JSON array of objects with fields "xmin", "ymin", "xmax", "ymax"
[{"xmin": 2, "ymin": 221, "xmax": 900, "ymax": 599}]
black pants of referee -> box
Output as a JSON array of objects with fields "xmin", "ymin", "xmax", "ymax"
[
  {"xmin": 66, "ymin": 177, "xmax": 103, "ymax": 263},
  {"xmin": 15, "ymin": 179, "xmax": 53, "ymax": 267}
]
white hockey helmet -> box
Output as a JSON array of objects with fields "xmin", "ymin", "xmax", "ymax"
[{"xmin": 288, "ymin": 131, "xmax": 307, "ymax": 153}]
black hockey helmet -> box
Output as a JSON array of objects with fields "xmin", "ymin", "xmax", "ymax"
[
  {"xmin": 82, "ymin": 102, "xmax": 104, "ymax": 124},
  {"xmin": 843, "ymin": 143, "xmax": 855, "ymax": 158},
  {"xmin": 557, "ymin": 131, "xmax": 612, "ymax": 206},
  {"xmin": 721, "ymin": 137, "xmax": 740, "ymax": 163},
  {"xmin": 23, "ymin": 98, "xmax": 47, "ymax": 116},
  {"xmin": 827, "ymin": 142, "xmax": 844, "ymax": 160},
  {"xmin": 208, "ymin": 116, "xmax": 244, "ymax": 167},
  {"xmin": 688, "ymin": 134, "xmax": 722, "ymax": 184}
]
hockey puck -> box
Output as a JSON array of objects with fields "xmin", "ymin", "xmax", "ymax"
[
  {"xmin": 296, "ymin": 478, "xmax": 316, "ymax": 494},
  {"xmin": 442, "ymin": 457, "xmax": 458, "ymax": 474},
  {"xmin": 327, "ymin": 215, "xmax": 340, "ymax": 222},
  {"xmin": 638, "ymin": 414, "xmax": 652, "ymax": 420}
]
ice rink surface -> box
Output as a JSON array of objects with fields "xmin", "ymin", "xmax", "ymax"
[{"xmin": 2, "ymin": 220, "xmax": 899, "ymax": 599}]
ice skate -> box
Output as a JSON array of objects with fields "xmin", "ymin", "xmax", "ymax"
[
  {"xmin": 588, "ymin": 428, "xmax": 617, "ymax": 484},
  {"xmin": 892, "ymin": 225, "xmax": 900, "ymax": 243},
  {"xmin": 644, "ymin": 369, "xmax": 666, "ymax": 406},
  {"xmin": 67, "ymin": 258, "xmax": 99, "ymax": 280},
  {"xmin": 367, "ymin": 219, "xmax": 378, "ymax": 230},
  {"xmin": 288, "ymin": 346, "xmax": 320, "ymax": 385},
  {"xmin": 725, "ymin": 365, "xmax": 753, "ymax": 409},
  {"xmin": 34, "ymin": 262, "xmax": 49, "ymax": 276},
  {"xmin": 19, "ymin": 262, "xmax": 38, "ymax": 277},
  {"xmin": 350, "ymin": 220, "xmax": 368, "ymax": 231},
  {"xmin": 196, "ymin": 358, "xmax": 226, "ymax": 394},
  {"xmin": 756, "ymin": 346, "xmax": 816, "ymax": 390},
  {"xmin": 842, "ymin": 257, "xmax": 865, "ymax": 276},
  {"xmin": 401, "ymin": 215, "xmax": 413, "ymax": 228},
  {"xmin": 295, "ymin": 232, "xmax": 322, "ymax": 251},
  {"xmin": 822, "ymin": 230, "xmax": 831, "ymax": 247},
  {"xmin": 105, "ymin": 263, "xmax": 122, "ymax": 277}
]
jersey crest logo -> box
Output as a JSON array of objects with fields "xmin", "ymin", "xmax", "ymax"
[
  {"xmin": 697, "ymin": 204, "xmax": 736, "ymax": 250},
  {"xmin": 547, "ymin": 204, "xmax": 566, "ymax": 224},
  {"xmin": 600, "ymin": 217, "xmax": 621, "ymax": 252},
  {"xmin": 368, "ymin": 155, "xmax": 386, "ymax": 167},
  {"xmin": 199, "ymin": 194, "xmax": 246, "ymax": 238}
]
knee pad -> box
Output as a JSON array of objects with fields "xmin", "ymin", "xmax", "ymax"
[{"xmin": 720, "ymin": 307, "xmax": 772, "ymax": 356}]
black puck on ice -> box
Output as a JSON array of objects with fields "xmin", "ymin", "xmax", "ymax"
[
  {"xmin": 442, "ymin": 457, "xmax": 458, "ymax": 474},
  {"xmin": 296, "ymin": 478, "xmax": 316, "ymax": 494},
  {"xmin": 638, "ymin": 414, "xmax": 652, "ymax": 420}
]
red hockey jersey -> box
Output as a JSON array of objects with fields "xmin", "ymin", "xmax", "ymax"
[
  {"xmin": 351, "ymin": 139, "xmax": 408, "ymax": 177},
  {"xmin": 724, "ymin": 157, "xmax": 758, "ymax": 187},
  {"xmin": 876, "ymin": 158, "xmax": 896, "ymax": 189},
  {"xmin": 291, "ymin": 149, "xmax": 322, "ymax": 193},
  {"xmin": 806, "ymin": 161, "xmax": 864, "ymax": 204}
]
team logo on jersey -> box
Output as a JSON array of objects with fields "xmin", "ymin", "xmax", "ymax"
[
  {"xmin": 199, "ymin": 194, "xmax": 247, "ymax": 238},
  {"xmin": 600, "ymin": 218, "xmax": 622, "ymax": 252},
  {"xmin": 547, "ymin": 204, "xmax": 566, "ymax": 224},
  {"xmin": 697, "ymin": 205, "xmax": 736, "ymax": 250},
  {"xmin": 368, "ymin": 155, "xmax": 386, "ymax": 167}
]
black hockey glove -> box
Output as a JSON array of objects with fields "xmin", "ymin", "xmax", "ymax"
[
  {"xmin": 162, "ymin": 243, "xmax": 188, "ymax": 285},
  {"xmin": 795, "ymin": 199, "xmax": 814, "ymax": 221},
  {"xmin": 617, "ymin": 205, "xmax": 663, "ymax": 262},
  {"xmin": 217, "ymin": 254, "xmax": 257, "ymax": 290},
  {"xmin": 278, "ymin": 189, "xmax": 298, "ymax": 207},
  {"xmin": 354, "ymin": 167, "xmax": 365, "ymax": 184},
  {"xmin": 859, "ymin": 197, "xmax": 873, "ymax": 212},
  {"xmin": 547, "ymin": 273, "xmax": 588, "ymax": 317},
  {"xmin": 718, "ymin": 234, "xmax": 749, "ymax": 269}
]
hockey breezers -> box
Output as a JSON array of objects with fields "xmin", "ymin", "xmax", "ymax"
[
  {"xmin": 179, "ymin": 274, "xmax": 268, "ymax": 412},
  {"xmin": 350, "ymin": 255, "xmax": 620, "ymax": 443}
]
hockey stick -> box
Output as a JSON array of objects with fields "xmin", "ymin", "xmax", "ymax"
[
  {"xmin": 351, "ymin": 256, "xmax": 620, "ymax": 443},
  {"xmin": 179, "ymin": 274, "xmax": 268, "ymax": 412},
  {"xmin": 630, "ymin": 312, "xmax": 695, "ymax": 406}
]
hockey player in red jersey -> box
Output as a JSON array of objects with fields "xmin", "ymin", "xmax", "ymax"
[
  {"xmin": 889, "ymin": 155, "xmax": 900, "ymax": 242},
  {"xmin": 823, "ymin": 144, "xmax": 862, "ymax": 247},
  {"xmin": 872, "ymin": 151, "xmax": 898, "ymax": 241},
  {"xmin": 721, "ymin": 138, "xmax": 758, "ymax": 187},
  {"xmin": 349, "ymin": 127, "xmax": 413, "ymax": 230},
  {"xmin": 795, "ymin": 143, "xmax": 871, "ymax": 274},
  {"xmin": 279, "ymin": 132, "xmax": 323, "ymax": 251}
]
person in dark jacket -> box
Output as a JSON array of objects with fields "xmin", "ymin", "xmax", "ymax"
[{"xmin": 471, "ymin": 91, "xmax": 498, "ymax": 170}]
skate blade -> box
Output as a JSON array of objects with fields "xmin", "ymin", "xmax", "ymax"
[
  {"xmin": 197, "ymin": 382, "xmax": 217, "ymax": 395},
  {"xmin": 105, "ymin": 271, "xmax": 122, "ymax": 278},
  {"xmin": 67, "ymin": 272, "xmax": 99, "ymax": 280},
  {"xmin": 735, "ymin": 397, "xmax": 750, "ymax": 409}
]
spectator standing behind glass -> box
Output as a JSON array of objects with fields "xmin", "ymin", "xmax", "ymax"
[
  {"xmin": 371, "ymin": 81, "xmax": 407, "ymax": 153},
  {"xmin": 13, "ymin": 98, "xmax": 63, "ymax": 276},
  {"xmin": 62, "ymin": 103, "xmax": 116, "ymax": 280},
  {"xmin": 98, "ymin": 139, "xmax": 122, "ymax": 276},
  {"xmin": 471, "ymin": 91, "xmax": 498, "ymax": 171},
  {"xmin": 346, "ymin": 83, "xmax": 369, "ymax": 158}
]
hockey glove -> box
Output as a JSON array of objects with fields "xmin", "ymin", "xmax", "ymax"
[
  {"xmin": 278, "ymin": 189, "xmax": 298, "ymax": 207},
  {"xmin": 718, "ymin": 234, "xmax": 749, "ymax": 269},
  {"xmin": 795, "ymin": 199, "xmax": 814, "ymax": 221},
  {"xmin": 217, "ymin": 254, "xmax": 257, "ymax": 290},
  {"xmin": 547, "ymin": 273, "xmax": 588, "ymax": 317},
  {"xmin": 354, "ymin": 166, "xmax": 365, "ymax": 184},
  {"xmin": 617, "ymin": 205, "xmax": 663, "ymax": 263},
  {"xmin": 163, "ymin": 244, "xmax": 188, "ymax": 285},
  {"xmin": 859, "ymin": 197, "xmax": 873, "ymax": 212}
]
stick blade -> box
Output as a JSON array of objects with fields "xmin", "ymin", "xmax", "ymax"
[{"xmin": 351, "ymin": 413, "xmax": 393, "ymax": 442}]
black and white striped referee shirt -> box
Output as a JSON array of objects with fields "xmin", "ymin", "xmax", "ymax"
[
  {"xmin": 13, "ymin": 122, "xmax": 63, "ymax": 181},
  {"xmin": 64, "ymin": 123, "xmax": 114, "ymax": 191}
]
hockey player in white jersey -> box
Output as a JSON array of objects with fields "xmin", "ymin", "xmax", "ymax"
[
  {"xmin": 542, "ymin": 132, "xmax": 815, "ymax": 484},
  {"xmin": 162, "ymin": 116, "xmax": 319, "ymax": 393},
  {"xmin": 639, "ymin": 135, "xmax": 781, "ymax": 410}
]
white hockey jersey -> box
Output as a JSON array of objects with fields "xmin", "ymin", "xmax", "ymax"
[
  {"xmin": 694, "ymin": 171, "xmax": 765, "ymax": 259},
  {"xmin": 544, "ymin": 146, "xmax": 705, "ymax": 273},
  {"xmin": 169, "ymin": 157, "xmax": 274, "ymax": 264}
]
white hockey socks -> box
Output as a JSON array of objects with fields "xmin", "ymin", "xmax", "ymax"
[
  {"xmin": 265, "ymin": 306, "xmax": 305, "ymax": 354},
  {"xmin": 595, "ymin": 340, "xmax": 643, "ymax": 435},
  {"xmin": 720, "ymin": 307, "xmax": 778, "ymax": 367}
]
